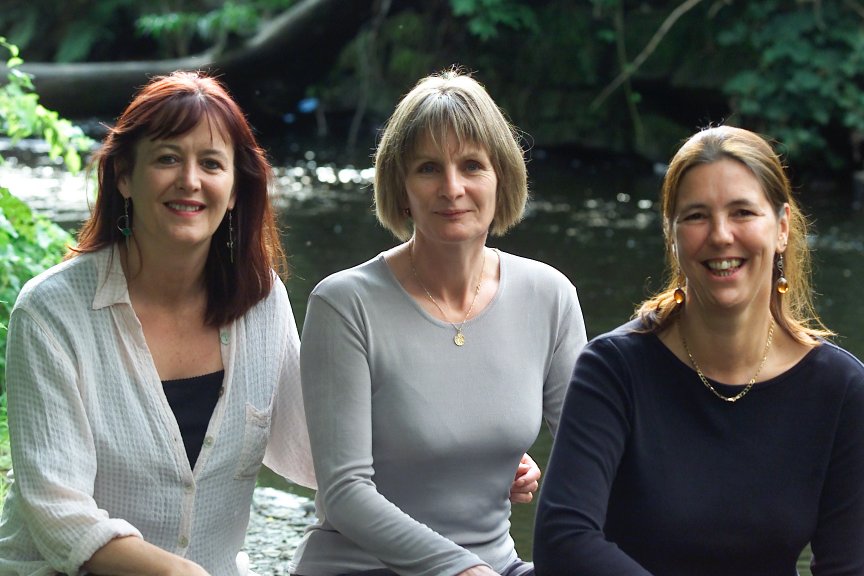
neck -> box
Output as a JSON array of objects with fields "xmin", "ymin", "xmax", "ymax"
[
  {"xmin": 408, "ymin": 235, "xmax": 487, "ymax": 303},
  {"xmin": 121, "ymin": 239, "xmax": 209, "ymax": 307},
  {"xmin": 678, "ymin": 305, "xmax": 775, "ymax": 384}
]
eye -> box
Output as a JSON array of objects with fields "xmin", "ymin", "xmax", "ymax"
[
  {"xmin": 465, "ymin": 160, "xmax": 484, "ymax": 172},
  {"xmin": 678, "ymin": 211, "xmax": 705, "ymax": 222},
  {"xmin": 417, "ymin": 162, "xmax": 438, "ymax": 174},
  {"xmin": 202, "ymin": 158, "xmax": 225, "ymax": 171},
  {"xmin": 157, "ymin": 155, "xmax": 178, "ymax": 165},
  {"xmin": 732, "ymin": 208, "xmax": 757, "ymax": 218}
]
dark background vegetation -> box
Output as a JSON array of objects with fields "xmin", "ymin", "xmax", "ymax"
[{"xmin": 3, "ymin": 0, "xmax": 864, "ymax": 186}]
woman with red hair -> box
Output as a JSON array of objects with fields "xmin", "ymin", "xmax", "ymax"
[{"xmin": 0, "ymin": 71, "xmax": 314, "ymax": 576}]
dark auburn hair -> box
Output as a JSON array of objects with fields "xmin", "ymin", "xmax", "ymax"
[{"xmin": 72, "ymin": 70, "xmax": 286, "ymax": 326}]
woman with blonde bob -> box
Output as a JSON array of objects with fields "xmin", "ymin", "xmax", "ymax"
[
  {"xmin": 534, "ymin": 125, "xmax": 864, "ymax": 575},
  {"xmin": 292, "ymin": 69, "xmax": 587, "ymax": 576}
]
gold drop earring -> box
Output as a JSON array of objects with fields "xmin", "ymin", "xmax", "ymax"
[{"xmin": 775, "ymin": 253, "xmax": 789, "ymax": 294}]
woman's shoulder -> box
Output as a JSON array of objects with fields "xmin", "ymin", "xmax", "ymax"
[
  {"xmin": 309, "ymin": 254, "xmax": 390, "ymax": 300},
  {"xmin": 14, "ymin": 250, "xmax": 102, "ymax": 311},
  {"xmin": 584, "ymin": 318, "xmax": 659, "ymax": 357},
  {"xmin": 808, "ymin": 340, "xmax": 864, "ymax": 381},
  {"xmin": 498, "ymin": 250, "xmax": 578, "ymax": 306},
  {"xmin": 499, "ymin": 250, "xmax": 571, "ymax": 284}
]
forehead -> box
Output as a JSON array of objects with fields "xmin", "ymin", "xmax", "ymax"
[
  {"xmin": 140, "ymin": 117, "xmax": 233, "ymax": 152},
  {"xmin": 676, "ymin": 159, "xmax": 768, "ymax": 207},
  {"xmin": 410, "ymin": 130, "xmax": 487, "ymax": 158}
]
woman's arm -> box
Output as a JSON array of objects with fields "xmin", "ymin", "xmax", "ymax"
[
  {"xmin": 262, "ymin": 281, "xmax": 316, "ymax": 489},
  {"xmin": 6, "ymin": 307, "xmax": 142, "ymax": 574},
  {"xmin": 533, "ymin": 338, "xmax": 653, "ymax": 576},
  {"xmin": 542, "ymin": 281, "xmax": 588, "ymax": 434},
  {"xmin": 83, "ymin": 536, "xmax": 210, "ymax": 576},
  {"xmin": 300, "ymin": 291, "xmax": 491, "ymax": 576},
  {"xmin": 810, "ymin": 368, "xmax": 864, "ymax": 575}
]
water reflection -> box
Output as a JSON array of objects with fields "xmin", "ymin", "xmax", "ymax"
[{"xmin": 3, "ymin": 141, "xmax": 862, "ymax": 568}]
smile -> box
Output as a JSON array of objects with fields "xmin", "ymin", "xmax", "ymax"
[
  {"xmin": 166, "ymin": 202, "xmax": 204, "ymax": 212},
  {"xmin": 705, "ymin": 258, "xmax": 742, "ymax": 276}
]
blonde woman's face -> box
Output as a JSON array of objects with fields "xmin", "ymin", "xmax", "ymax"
[
  {"xmin": 403, "ymin": 132, "xmax": 497, "ymax": 248},
  {"xmin": 672, "ymin": 159, "xmax": 788, "ymax": 316}
]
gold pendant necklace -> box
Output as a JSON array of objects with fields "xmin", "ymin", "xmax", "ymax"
[
  {"xmin": 409, "ymin": 240, "xmax": 485, "ymax": 346},
  {"xmin": 679, "ymin": 318, "xmax": 775, "ymax": 403}
]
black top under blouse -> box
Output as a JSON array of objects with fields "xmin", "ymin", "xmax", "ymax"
[{"xmin": 162, "ymin": 370, "xmax": 224, "ymax": 469}]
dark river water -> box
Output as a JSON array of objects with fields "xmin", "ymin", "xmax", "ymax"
[{"xmin": 3, "ymin": 141, "xmax": 862, "ymax": 571}]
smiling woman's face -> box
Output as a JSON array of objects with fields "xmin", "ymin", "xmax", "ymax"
[
  {"xmin": 118, "ymin": 118, "xmax": 235, "ymax": 255},
  {"xmin": 673, "ymin": 158, "xmax": 789, "ymax": 316}
]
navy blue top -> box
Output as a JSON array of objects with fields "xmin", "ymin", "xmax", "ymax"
[{"xmin": 534, "ymin": 320, "xmax": 864, "ymax": 576}]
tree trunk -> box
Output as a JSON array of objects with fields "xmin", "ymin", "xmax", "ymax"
[{"xmin": 0, "ymin": 0, "xmax": 379, "ymax": 121}]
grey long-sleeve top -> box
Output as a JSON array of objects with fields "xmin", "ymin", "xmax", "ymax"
[{"xmin": 292, "ymin": 251, "xmax": 587, "ymax": 576}]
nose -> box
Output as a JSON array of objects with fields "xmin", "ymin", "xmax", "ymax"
[
  {"xmin": 440, "ymin": 165, "xmax": 465, "ymax": 200},
  {"xmin": 177, "ymin": 162, "xmax": 201, "ymax": 192},
  {"xmin": 708, "ymin": 215, "xmax": 733, "ymax": 245}
]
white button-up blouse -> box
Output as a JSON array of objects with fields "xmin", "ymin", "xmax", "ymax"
[{"xmin": 0, "ymin": 245, "xmax": 315, "ymax": 576}]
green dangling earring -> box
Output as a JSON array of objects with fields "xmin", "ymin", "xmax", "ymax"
[{"xmin": 117, "ymin": 197, "xmax": 132, "ymax": 238}]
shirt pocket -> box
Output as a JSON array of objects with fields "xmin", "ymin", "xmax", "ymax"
[{"xmin": 234, "ymin": 402, "xmax": 272, "ymax": 480}]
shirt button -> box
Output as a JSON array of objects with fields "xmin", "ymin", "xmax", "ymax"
[
  {"xmin": 178, "ymin": 535, "xmax": 189, "ymax": 548},
  {"xmin": 184, "ymin": 482, "xmax": 194, "ymax": 493},
  {"xmin": 203, "ymin": 436, "xmax": 214, "ymax": 447}
]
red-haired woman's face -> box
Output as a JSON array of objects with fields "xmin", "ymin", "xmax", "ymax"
[{"xmin": 118, "ymin": 118, "xmax": 235, "ymax": 259}]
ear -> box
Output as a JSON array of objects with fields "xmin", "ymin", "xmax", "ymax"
[
  {"xmin": 228, "ymin": 188, "xmax": 237, "ymax": 211},
  {"xmin": 115, "ymin": 160, "xmax": 131, "ymax": 199},
  {"xmin": 777, "ymin": 202, "xmax": 791, "ymax": 252}
]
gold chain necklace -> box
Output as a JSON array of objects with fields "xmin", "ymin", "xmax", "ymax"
[
  {"xmin": 409, "ymin": 240, "xmax": 485, "ymax": 347},
  {"xmin": 679, "ymin": 318, "xmax": 775, "ymax": 403}
]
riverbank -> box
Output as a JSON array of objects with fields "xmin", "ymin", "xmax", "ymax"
[{"xmin": 244, "ymin": 487, "xmax": 316, "ymax": 575}]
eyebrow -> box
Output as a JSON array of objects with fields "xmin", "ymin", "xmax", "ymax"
[
  {"xmin": 677, "ymin": 198, "xmax": 763, "ymax": 212},
  {"xmin": 152, "ymin": 142, "xmax": 230, "ymax": 159}
]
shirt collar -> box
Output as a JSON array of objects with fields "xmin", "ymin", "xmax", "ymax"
[{"xmin": 92, "ymin": 244, "xmax": 132, "ymax": 310}]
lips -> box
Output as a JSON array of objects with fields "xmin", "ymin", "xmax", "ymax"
[
  {"xmin": 705, "ymin": 258, "xmax": 743, "ymax": 276},
  {"xmin": 165, "ymin": 201, "xmax": 204, "ymax": 213}
]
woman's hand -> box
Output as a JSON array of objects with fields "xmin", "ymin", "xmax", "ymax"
[
  {"xmin": 457, "ymin": 565, "xmax": 500, "ymax": 576},
  {"xmin": 509, "ymin": 452, "xmax": 541, "ymax": 504}
]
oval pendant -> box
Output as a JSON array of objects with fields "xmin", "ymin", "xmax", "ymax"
[{"xmin": 454, "ymin": 331, "xmax": 465, "ymax": 346}]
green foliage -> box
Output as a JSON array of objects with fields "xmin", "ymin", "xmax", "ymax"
[
  {"xmin": 449, "ymin": 0, "xmax": 539, "ymax": 40},
  {"xmin": 0, "ymin": 0, "xmax": 295, "ymax": 62},
  {"xmin": 0, "ymin": 38, "xmax": 94, "ymax": 172},
  {"xmin": 717, "ymin": 2, "xmax": 864, "ymax": 168},
  {"xmin": 135, "ymin": 0, "xmax": 296, "ymax": 57},
  {"xmin": 0, "ymin": 40, "xmax": 78, "ymax": 509}
]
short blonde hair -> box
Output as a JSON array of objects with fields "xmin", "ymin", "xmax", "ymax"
[
  {"xmin": 374, "ymin": 68, "xmax": 528, "ymax": 240},
  {"xmin": 635, "ymin": 125, "xmax": 832, "ymax": 343}
]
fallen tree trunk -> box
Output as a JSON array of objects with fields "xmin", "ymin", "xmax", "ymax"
[{"xmin": 1, "ymin": 0, "xmax": 379, "ymax": 120}]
